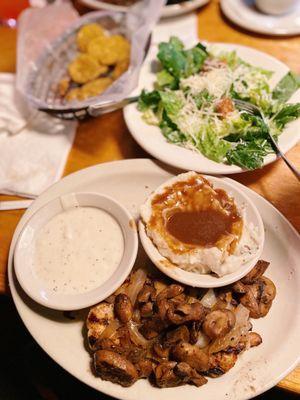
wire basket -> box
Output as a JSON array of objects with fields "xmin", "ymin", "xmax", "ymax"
[{"xmin": 24, "ymin": 11, "xmax": 150, "ymax": 120}]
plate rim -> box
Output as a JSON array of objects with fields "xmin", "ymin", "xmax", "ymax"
[
  {"xmin": 79, "ymin": 0, "xmax": 210, "ymax": 18},
  {"xmin": 220, "ymin": 0, "xmax": 300, "ymax": 36},
  {"xmin": 123, "ymin": 42, "xmax": 300, "ymax": 175},
  {"xmin": 7, "ymin": 158, "xmax": 300, "ymax": 400}
]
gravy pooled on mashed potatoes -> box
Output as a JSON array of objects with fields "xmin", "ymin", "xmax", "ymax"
[{"xmin": 141, "ymin": 172, "xmax": 259, "ymax": 277}]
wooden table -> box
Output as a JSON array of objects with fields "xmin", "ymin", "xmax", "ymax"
[{"xmin": 0, "ymin": 0, "xmax": 299, "ymax": 395}]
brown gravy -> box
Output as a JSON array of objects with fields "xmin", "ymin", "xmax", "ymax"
[
  {"xmin": 166, "ymin": 209, "xmax": 236, "ymax": 247},
  {"xmin": 148, "ymin": 174, "xmax": 243, "ymax": 254}
]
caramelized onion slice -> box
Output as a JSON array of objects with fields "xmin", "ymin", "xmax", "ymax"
[
  {"xmin": 127, "ymin": 321, "xmax": 150, "ymax": 348},
  {"xmin": 100, "ymin": 319, "xmax": 121, "ymax": 340},
  {"xmin": 200, "ymin": 289, "xmax": 217, "ymax": 308},
  {"xmin": 195, "ymin": 331, "xmax": 211, "ymax": 349},
  {"xmin": 209, "ymin": 304, "xmax": 251, "ymax": 354},
  {"xmin": 126, "ymin": 269, "xmax": 147, "ymax": 306}
]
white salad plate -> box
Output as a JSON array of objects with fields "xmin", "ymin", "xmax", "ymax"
[
  {"xmin": 79, "ymin": 0, "xmax": 210, "ymax": 18},
  {"xmin": 8, "ymin": 159, "xmax": 300, "ymax": 400},
  {"xmin": 124, "ymin": 42, "xmax": 300, "ymax": 175},
  {"xmin": 14, "ymin": 192, "xmax": 138, "ymax": 311},
  {"xmin": 139, "ymin": 174, "xmax": 265, "ymax": 288},
  {"xmin": 221, "ymin": 0, "xmax": 300, "ymax": 36}
]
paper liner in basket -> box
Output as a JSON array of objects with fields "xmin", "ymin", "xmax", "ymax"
[{"xmin": 16, "ymin": 0, "xmax": 166, "ymax": 111}]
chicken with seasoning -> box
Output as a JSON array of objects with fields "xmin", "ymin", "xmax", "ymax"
[{"xmin": 86, "ymin": 260, "xmax": 276, "ymax": 388}]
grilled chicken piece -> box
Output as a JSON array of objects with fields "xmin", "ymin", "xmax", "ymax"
[
  {"xmin": 87, "ymin": 303, "xmax": 114, "ymax": 350},
  {"xmin": 205, "ymin": 351, "xmax": 237, "ymax": 378},
  {"xmin": 202, "ymin": 310, "xmax": 236, "ymax": 339},
  {"xmin": 114, "ymin": 294, "xmax": 133, "ymax": 323},
  {"xmin": 96, "ymin": 334, "xmax": 146, "ymax": 364},
  {"xmin": 172, "ymin": 342, "xmax": 210, "ymax": 372},
  {"xmin": 94, "ymin": 350, "xmax": 138, "ymax": 387},
  {"xmin": 96, "ymin": 337, "xmax": 122, "ymax": 353}
]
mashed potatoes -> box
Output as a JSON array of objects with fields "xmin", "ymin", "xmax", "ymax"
[{"xmin": 140, "ymin": 172, "xmax": 260, "ymax": 277}]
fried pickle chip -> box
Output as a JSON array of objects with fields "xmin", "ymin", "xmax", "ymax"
[
  {"xmin": 109, "ymin": 35, "xmax": 130, "ymax": 62},
  {"xmin": 66, "ymin": 87, "xmax": 85, "ymax": 101},
  {"xmin": 88, "ymin": 34, "xmax": 130, "ymax": 66},
  {"xmin": 112, "ymin": 58, "xmax": 129, "ymax": 80},
  {"xmin": 76, "ymin": 23, "xmax": 105, "ymax": 52},
  {"xmin": 81, "ymin": 77, "xmax": 113, "ymax": 98},
  {"xmin": 58, "ymin": 77, "xmax": 70, "ymax": 97},
  {"xmin": 68, "ymin": 54, "xmax": 107, "ymax": 84}
]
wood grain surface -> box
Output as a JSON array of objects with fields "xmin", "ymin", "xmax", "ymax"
[{"xmin": 0, "ymin": 0, "xmax": 299, "ymax": 393}]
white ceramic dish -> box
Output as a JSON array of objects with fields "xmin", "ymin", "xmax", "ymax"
[
  {"xmin": 124, "ymin": 42, "xmax": 300, "ymax": 175},
  {"xmin": 221, "ymin": 0, "xmax": 300, "ymax": 36},
  {"xmin": 8, "ymin": 159, "xmax": 300, "ymax": 400},
  {"xmin": 139, "ymin": 174, "xmax": 264, "ymax": 288},
  {"xmin": 79, "ymin": 0, "xmax": 210, "ymax": 18},
  {"xmin": 14, "ymin": 192, "xmax": 138, "ymax": 311}
]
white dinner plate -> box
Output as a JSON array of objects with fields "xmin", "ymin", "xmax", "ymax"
[
  {"xmin": 79, "ymin": 0, "xmax": 210, "ymax": 18},
  {"xmin": 124, "ymin": 42, "xmax": 300, "ymax": 175},
  {"xmin": 8, "ymin": 159, "xmax": 300, "ymax": 400},
  {"xmin": 220, "ymin": 0, "xmax": 300, "ymax": 36}
]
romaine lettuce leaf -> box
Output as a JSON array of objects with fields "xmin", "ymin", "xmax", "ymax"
[
  {"xmin": 160, "ymin": 111, "xmax": 186, "ymax": 144},
  {"xmin": 225, "ymin": 112, "xmax": 269, "ymax": 141},
  {"xmin": 273, "ymin": 103, "xmax": 300, "ymax": 129},
  {"xmin": 273, "ymin": 72, "xmax": 300, "ymax": 103},
  {"xmin": 156, "ymin": 70, "xmax": 176, "ymax": 89},
  {"xmin": 138, "ymin": 90, "xmax": 161, "ymax": 111},
  {"xmin": 159, "ymin": 91, "xmax": 183, "ymax": 121},
  {"xmin": 157, "ymin": 36, "xmax": 207, "ymax": 80},
  {"xmin": 226, "ymin": 139, "xmax": 272, "ymax": 169},
  {"xmin": 197, "ymin": 128, "xmax": 231, "ymax": 162},
  {"xmin": 184, "ymin": 46, "xmax": 208, "ymax": 77}
]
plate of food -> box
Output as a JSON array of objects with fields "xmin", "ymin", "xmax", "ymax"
[
  {"xmin": 124, "ymin": 37, "xmax": 300, "ymax": 174},
  {"xmin": 79, "ymin": 0, "xmax": 210, "ymax": 18},
  {"xmin": 8, "ymin": 159, "xmax": 300, "ymax": 400}
]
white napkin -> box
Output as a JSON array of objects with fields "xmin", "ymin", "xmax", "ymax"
[
  {"xmin": 0, "ymin": 12, "xmax": 198, "ymax": 199},
  {"xmin": 0, "ymin": 73, "xmax": 77, "ymax": 198}
]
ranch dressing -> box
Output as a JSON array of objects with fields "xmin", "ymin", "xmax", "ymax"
[{"xmin": 33, "ymin": 206, "xmax": 124, "ymax": 294}]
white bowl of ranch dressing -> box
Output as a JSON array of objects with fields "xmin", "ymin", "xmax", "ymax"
[{"xmin": 14, "ymin": 192, "xmax": 138, "ymax": 310}]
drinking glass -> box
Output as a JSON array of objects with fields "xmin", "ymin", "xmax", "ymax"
[{"xmin": 0, "ymin": 0, "xmax": 30, "ymax": 28}]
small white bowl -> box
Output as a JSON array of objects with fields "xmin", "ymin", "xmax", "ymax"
[
  {"xmin": 14, "ymin": 192, "xmax": 138, "ymax": 310},
  {"xmin": 139, "ymin": 175, "xmax": 264, "ymax": 288}
]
